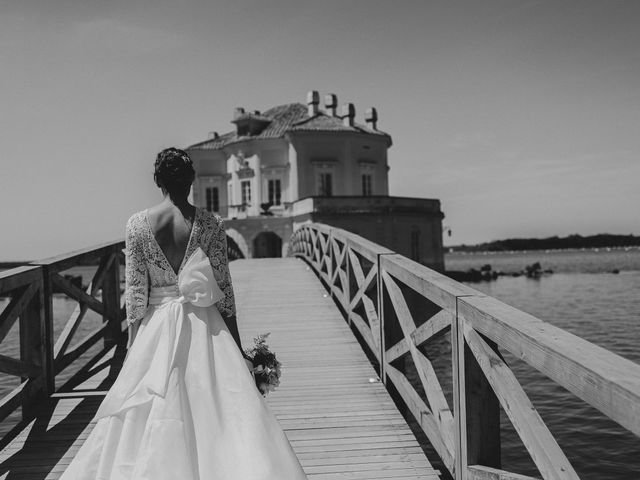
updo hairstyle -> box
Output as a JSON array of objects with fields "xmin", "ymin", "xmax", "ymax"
[{"xmin": 153, "ymin": 147, "xmax": 195, "ymax": 194}]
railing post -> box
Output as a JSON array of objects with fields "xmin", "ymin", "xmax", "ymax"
[
  {"xmin": 345, "ymin": 239, "xmax": 351, "ymax": 325},
  {"xmin": 20, "ymin": 274, "xmax": 46, "ymax": 419},
  {"xmin": 453, "ymin": 296, "xmax": 501, "ymax": 479},
  {"xmin": 103, "ymin": 247, "xmax": 122, "ymax": 348},
  {"xmin": 328, "ymin": 229, "xmax": 334, "ymax": 296},
  {"xmin": 40, "ymin": 265, "xmax": 55, "ymax": 395},
  {"xmin": 465, "ymin": 334, "xmax": 501, "ymax": 469},
  {"xmin": 452, "ymin": 297, "xmax": 467, "ymax": 480},
  {"xmin": 377, "ymin": 253, "xmax": 386, "ymax": 382}
]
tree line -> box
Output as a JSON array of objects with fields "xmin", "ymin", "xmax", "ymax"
[{"xmin": 449, "ymin": 234, "xmax": 640, "ymax": 252}]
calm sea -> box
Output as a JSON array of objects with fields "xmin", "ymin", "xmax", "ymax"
[{"xmin": 440, "ymin": 248, "xmax": 640, "ymax": 478}]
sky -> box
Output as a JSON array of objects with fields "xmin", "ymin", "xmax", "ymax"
[{"xmin": 1, "ymin": 0, "xmax": 639, "ymax": 259}]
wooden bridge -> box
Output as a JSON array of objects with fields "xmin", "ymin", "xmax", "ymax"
[{"xmin": 0, "ymin": 223, "xmax": 639, "ymax": 479}]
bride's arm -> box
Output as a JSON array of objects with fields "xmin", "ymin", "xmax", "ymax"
[
  {"xmin": 124, "ymin": 214, "xmax": 149, "ymax": 348},
  {"xmin": 206, "ymin": 215, "xmax": 243, "ymax": 351}
]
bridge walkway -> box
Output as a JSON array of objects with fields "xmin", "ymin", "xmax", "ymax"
[
  {"xmin": 233, "ymin": 258, "xmax": 440, "ymax": 479},
  {"xmin": 0, "ymin": 257, "xmax": 439, "ymax": 480}
]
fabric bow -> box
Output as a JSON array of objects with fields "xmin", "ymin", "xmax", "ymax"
[{"xmin": 176, "ymin": 246, "xmax": 225, "ymax": 307}]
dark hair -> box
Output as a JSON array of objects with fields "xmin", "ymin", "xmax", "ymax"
[{"xmin": 153, "ymin": 148, "xmax": 195, "ymax": 194}]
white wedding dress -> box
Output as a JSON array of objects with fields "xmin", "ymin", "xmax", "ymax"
[{"xmin": 59, "ymin": 208, "xmax": 307, "ymax": 480}]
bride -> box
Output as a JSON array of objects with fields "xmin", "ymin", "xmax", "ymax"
[{"xmin": 60, "ymin": 148, "xmax": 308, "ymax": 479}]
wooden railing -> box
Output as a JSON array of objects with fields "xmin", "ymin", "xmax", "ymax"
[
  {"xmin": 290, "ymin": 223, "xmax": 640, "ymax": 480},
  {"xmin": 0, "ymin": 241, "xmax": 125, "ymax": 422}
]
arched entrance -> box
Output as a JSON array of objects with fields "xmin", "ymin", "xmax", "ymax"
[{"xmin": 253, "ymin": 231, "xmax": 283, "ymax": 258}]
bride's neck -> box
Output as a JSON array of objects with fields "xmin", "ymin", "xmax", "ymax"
[{"xmin": 162, "ymin": 194, "xmax": 192, "ymax": 213}]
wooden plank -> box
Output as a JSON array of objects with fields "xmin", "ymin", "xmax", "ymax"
[
  {"xmin": 0, "ymin": 282, "xmax": 37, "ymax": 344},
  {"xmin": 459, "ymin": 294, "xmax": 640, "ymax": 437},
  {"xmin": 344, "ymin": 231, "xmax": 394, "ymax": 262},
  {"xmin": 386, "ymin": 309, "xmax": 451, "ymax": 363},
  {"xmin": 88, "ymin": 251, "xmax": 115, "ymax": 296},
  {"xmin": 381, "ymin": 254, "xmax": 479, "ymax": 312},
  {"xmin": 53, "ymin": 284, "xmax": 91, "ymax": 358},
  {"xmin": 464, "ymin": 332, "xmax": 501, "ymax": 469},
  {"xmin": 31, "ymin": 240, "xmax": 124, "ymax": 274},
  {"xmin": 350, "ymin": 311, "xmax": 379, "ymax": 358},
  {"xmin": 0, "ymin": 354, "xmax": 38, "ymax": 377},
  {"xmin": 50, "ymin": 274, "xmax": 106, "ymax": 318},
  {"xmin": 0, "ymin": 266, "xmax": 42, "ymax": 295},
  {"xmin": 385, "ymin": 364, "xmax": 455, "ymax": 472},
  {"xmin": 19, "ymin": 285, "xmax": 46, "ymax": 419},
  {"xmin": 464, "ymin": 324, "xmax": 578, "ymax": 480},
  {"xmin": 468, "ymin": 465, "xmax": 539, "ymax": 480}
]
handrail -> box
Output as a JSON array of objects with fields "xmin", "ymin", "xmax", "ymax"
[{"xmin": 290, "ymin": 223, "xmax": 640, "ymax": 480}]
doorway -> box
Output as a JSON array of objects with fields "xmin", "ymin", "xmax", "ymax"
[{"xmin": 253, "ymin": 231, "xmax": 283, "ymax": 258}]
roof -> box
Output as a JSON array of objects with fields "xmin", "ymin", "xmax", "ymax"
[{"xmin": 187, "ymin": 103, "xmax": 391, "ymax": 150}]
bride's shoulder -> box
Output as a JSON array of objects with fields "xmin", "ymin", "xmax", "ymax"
[
  {"xmin": 198, "ymin": 209, "xmax": 225, "ymax": 229},
  {"xmin": 125, "ymin": 209, "xmax": 148, "ymax": 233}
]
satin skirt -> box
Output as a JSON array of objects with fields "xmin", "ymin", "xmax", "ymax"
[{"xmin": 59, "ymin": 288, "xmax": 307, "ymax": 480}]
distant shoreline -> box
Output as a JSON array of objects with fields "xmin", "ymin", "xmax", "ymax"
[
  {"xmin": 446, "ymin": 245, "xmax": 640, "ymax": 255},
  {"xmin": 445, "ymin": 234, "xmax": 640, "ymax": 253}
]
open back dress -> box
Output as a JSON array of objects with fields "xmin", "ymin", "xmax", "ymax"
[{"xmin": 59, "ymin": 207, "xmax": 307, "ymax": 480}]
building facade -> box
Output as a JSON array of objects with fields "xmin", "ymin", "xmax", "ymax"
[{"xmin": 186, "ymin": 91, "xmax": 445, "ymax": 271}]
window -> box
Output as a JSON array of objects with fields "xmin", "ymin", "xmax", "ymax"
[
  {"xmin": 410, "ymin": 229, "xmax": 421, "ymax": 261},
  {"xmin": 268, "ymin": 179, "xmax": 282, "ymax": 206},
  {"xmin": 205, "ymin": 187, "xmax": 219, "ymax": 212},
  {"xmin": 359, "ymin": 162, "xmax": 375, "ymax": 196},
  {"xmin": 318, "ymin": 173, "xmax": 333, "ymax": 196},
  {"xmin": 362, "ymin": 174, "xmax": 373, "ymax": 196},
  {"xmin": 241, "ymin": 180, "xmax": 251, "ymax": 205}
]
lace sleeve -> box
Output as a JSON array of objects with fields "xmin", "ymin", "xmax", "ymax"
[
  {"xmin": 205, "ymin": 215, "xmax": 237, "ymax": 318},
  {"xmin": 125, "ymin": 213, "xmax": 149, "ymax": 326}
]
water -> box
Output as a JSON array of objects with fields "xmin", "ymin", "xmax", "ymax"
[
  {"xmin": 439, "ymin": 249, "xmax": 640, "ymax": 478},
  {"xmin": 445, "ymin": 246, "xmax": 640, "ymax": 274}
]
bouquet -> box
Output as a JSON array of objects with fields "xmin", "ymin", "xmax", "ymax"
[{"xmin": 243, "ymin": 333, "xmax": 282, "ymax": 397}]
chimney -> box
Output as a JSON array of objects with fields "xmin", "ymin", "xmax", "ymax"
[
  {"xmin": 252, "ymin": 110, "xmax": 261, "ymax": 115},
  {"xmin": 233, "ymin": 107, "xmax": 245, "ymax": 120},
  {"xmin": 365, "ymin": 107, "xmax": 378, "ymax": 130},
  {"xmin": 342, "ymin": 103, "xmax": 355, "ymax": 127},
  {"xmin": 324, "ymin": 93, "xmax": 338, "ymax": 116},
  {"xmin": 208, "ymin": 131, "xmax": 220, "ymax": 139},
  {"xmin": 307, "ymin": 90, "xmax": 320, "ymax": 116}
]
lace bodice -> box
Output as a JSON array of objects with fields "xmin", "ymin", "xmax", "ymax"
[{"xmin": 124, "ymin": 207, "xmax": 236, "ymax": 325}]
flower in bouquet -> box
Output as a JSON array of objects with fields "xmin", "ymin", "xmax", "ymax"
[{"xmin": 243, "ymin": 333, "xmax": 282, "ymax": 397}]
